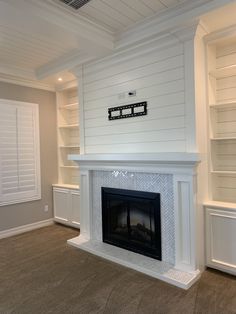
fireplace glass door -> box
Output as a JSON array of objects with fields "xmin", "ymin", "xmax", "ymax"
[{"xmin": 102, "ymin": 187, "xmax": 161, "ymax": 260}]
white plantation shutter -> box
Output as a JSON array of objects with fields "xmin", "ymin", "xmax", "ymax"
[{"xmin": 0, "ymin": 99, "xmax": 41, "ymax": 206}]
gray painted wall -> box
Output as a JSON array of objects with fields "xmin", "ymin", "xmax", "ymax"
[{"xmin": 0, "ymin": 82, "xmax": 57, "ymax": 231}]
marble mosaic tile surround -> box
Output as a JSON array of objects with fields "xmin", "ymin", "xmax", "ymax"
[{"xmin": 92, "ymin": 170, "xmax": 175, "ymax": 265}]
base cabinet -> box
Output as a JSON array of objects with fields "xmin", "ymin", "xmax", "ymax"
[
  {"xmin": 205, "ymin": 206, "xmax": 236, "ymax": 275},
  {"xmin": 53, "ymin": 187, "xmax": 80, "ymax": 229}
]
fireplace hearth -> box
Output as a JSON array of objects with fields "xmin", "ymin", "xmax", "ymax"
[
  {"xmin": 102, "ymin": 187, "xmax": 162, "ymax": 260},
  {"xmin": 67, "ymin": 153, "xmax": 201, "ymax": 289}
]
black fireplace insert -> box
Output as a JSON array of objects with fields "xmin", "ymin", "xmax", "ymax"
[{"xmin": 102, "ymin": 187, "xmax": 161, "ymax": 260}]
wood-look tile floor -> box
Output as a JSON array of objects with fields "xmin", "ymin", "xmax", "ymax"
[{"xmin": 0, "ymin": 224, "xmax": 235, "ymax": 314}]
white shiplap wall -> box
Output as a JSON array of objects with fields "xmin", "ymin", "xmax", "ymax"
[{"xmin": 82, "ymin": 39, "xmax": 187, "ymax": 154}]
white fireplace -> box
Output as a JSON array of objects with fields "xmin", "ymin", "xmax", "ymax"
[{"xmin": 68, "ymin": 153, "xmax": 201, "ymax": 289}]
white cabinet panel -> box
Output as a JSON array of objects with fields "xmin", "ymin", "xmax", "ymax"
[
  {"xmin": 53, "ymin": 188, "xmax": 70, "ymax": 224},
  {"xmin": 205, "ymin": 207, "xmax": 236, "ymax": 275},
  {"xmin": 53, "ymin": 187, "xmax": 80, "ymax": 229}
]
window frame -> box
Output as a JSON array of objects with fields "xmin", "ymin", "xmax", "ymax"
[{"xmin": 0, "ymin": 99, "xmax": 41, "ymax": 206}]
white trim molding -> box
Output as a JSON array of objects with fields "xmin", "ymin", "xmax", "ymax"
[
  {"xmin": 68, "ymin": 153, "xmax": 200, "ymax": 175},
  {"xmin": 0, "ymin": 219, "xmax": 54, "ymax": 239},
  {"xmin": 68, "ymin": 153, "xmax": 201, "ymax": 289},
  {"xmin": 174, "ymin": 175, "xmax": 197, "ymax": 271},
  {"xmin": 0, "ymin": 73, "xmax": 55, "ymax": 91}
]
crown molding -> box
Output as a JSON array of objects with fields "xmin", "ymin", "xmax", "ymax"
[
  {"xmin": 195, "ymin": 21, "xmax": 210, "ymax": 39},
  {"xmin": 170, "ymin": 21, "xmax": 200, "ymax": 43},
  {"xmin": 204, "ymin": 23, "xmax": 236, "ymax": 44},
  {"xmin": 0, "ymin": 73, "xmax": 55, "ymax": 91},
  {"xmin": 77, "ymin": 33, "xmax": 180, "ymax": 76},
  {"xmin": 115, "ymin": 0, "xmax": 233, "ymax": 50},
  {"xmin": 76, "ymin": 20, "xmax": 205, "ymax": 75},
  {"xmin": 170, "ymin": 20, "xmax": 209, "ymax": 43}
]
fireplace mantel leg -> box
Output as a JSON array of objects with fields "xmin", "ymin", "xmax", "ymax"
[
  {"xmin": 79, "ymin": 169, "xmax": 92, "ymax": 240},
  {"xmin": 174, "ymin": 174, "xmax": 197, "ymax": 272}
]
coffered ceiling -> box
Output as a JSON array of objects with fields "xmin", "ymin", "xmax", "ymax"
[{"xmin": 0, "ymin": 0, "xmax": 235, "ymax": 89}]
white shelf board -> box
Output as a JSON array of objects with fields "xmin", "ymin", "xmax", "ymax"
[
  {"xmin": 210, "ymin": 100, "xmax": 236, "ymax": 109},
  {"xmin": 210, "ymin": 64, "xmax": 236, "ymax": 78},
  {"xmin": 210, "ymin": 137, "xmax": 236, "ymax": 141},
  {"xmin": 211, "ymin": 170, "xmax": 236, "ymax": 174},
  {"xmin": 59, "ymin": 103, "xmax": 78, "ymax": 110},
  {"xmin": 204, "ymin": 200, "xmax": 236, "ymax": 211},
  {"xmin": 60, "ymin": 166, "xmax": 79, "ymax": 169},
  {"xmin": 59, "ymin": 145, "xmax": 80, "ymax": 148},
  {"xmin": 58, "ymin": 124, "xmax": 79, "ymax": 129},
  {"xmin": 53, "ymin": 183, "xmax": 80, "ymax": 189}
]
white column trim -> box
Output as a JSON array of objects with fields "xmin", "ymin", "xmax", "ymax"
[
  {"xmin": 174, "ymin": 174, "xmax": 197, "ymax": 271},
  {"xmin": 79, "ymin": 169, "xmax": 92, "ymax": 239}
]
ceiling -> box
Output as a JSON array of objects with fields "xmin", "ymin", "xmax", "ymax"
[
  {"xmin": 0, "ymin": 0, "xmax": 235, "ymax": 89},
  {"xmin": 71, "ymin": 0, "xmax": 189, "ymax": 33}
]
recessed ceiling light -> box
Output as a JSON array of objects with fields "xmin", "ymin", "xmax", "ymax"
[{"xmin": 58, "ymin": 77, "xmax": 63, "ymax": 81}]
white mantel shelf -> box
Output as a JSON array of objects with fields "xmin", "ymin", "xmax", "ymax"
[
  {"xmin": 69, "ymin": 153, "xmax": 200, "ymax": 164},
  {"xmin": 68, "ymin": 153, "xmax": 201, "ymax": 175}
]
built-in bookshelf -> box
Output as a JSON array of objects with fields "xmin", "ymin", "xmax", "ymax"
[
  {"xmin": 205, "ymin": 36, "xmax": 236, "ymax": 276},
  {"xmin": 56, "ymin": 86, "xmax": 80, "ymax": 189},
  {"xmin": 207, "ymin": 39, "xmax": 236, "ymax": 204}
]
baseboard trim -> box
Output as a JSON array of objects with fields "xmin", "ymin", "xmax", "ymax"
[{"xmin": 0, "ymin": 219, "xmax": 54, "ymax": 239}]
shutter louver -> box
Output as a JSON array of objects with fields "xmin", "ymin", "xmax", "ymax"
[{"xmin": 0, "ymin": 100, "xmax": 41, "ymax": 206}]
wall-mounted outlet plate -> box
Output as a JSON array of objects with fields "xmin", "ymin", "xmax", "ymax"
[{"xmin": 44, "ymin": 205, "xmax": 49, "ymax": 212}]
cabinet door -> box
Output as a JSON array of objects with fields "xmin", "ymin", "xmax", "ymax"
[
  {"xmin": 71, "ymin": 190, "xmax": 80, "ymax": 228},
  {"xmin": 53, "ymin": 188, "xmax": 70, "ymax": 224},
  {"xmin": 206, "ymin": 207, "xmax": 236, "ymax": 275}
]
